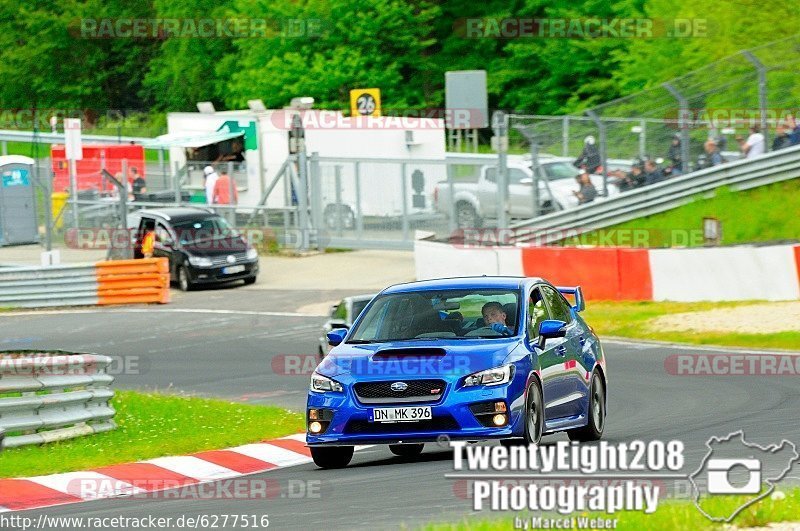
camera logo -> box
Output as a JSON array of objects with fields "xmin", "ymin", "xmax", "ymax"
[
  {"xmin": 706, "ymin": 458, "xmax": 761, "ymax": 494},
  {"xmin": 689, "ymin": 430, "xmax": 799, "ymax": 522}
]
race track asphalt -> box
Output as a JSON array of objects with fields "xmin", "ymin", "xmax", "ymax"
[{"xmin": 2, "ymin": 289, "xmax": 799, "ymax": 530}]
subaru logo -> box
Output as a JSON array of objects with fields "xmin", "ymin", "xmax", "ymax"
[
  {"xmin": 226, "ymin": 255, "xmax": 236, "ymax": 264},
  {"xmin": 390, "ymin": 382, "xmax": 408, "ymax": 392}
]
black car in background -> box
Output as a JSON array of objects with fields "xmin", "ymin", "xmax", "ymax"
[{"xmin": 128, "ymin": 207, "xmax": 259, "ymax": 291}]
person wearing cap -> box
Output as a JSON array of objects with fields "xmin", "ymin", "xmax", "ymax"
[{"xmin": 203, "ymin": 166, "xmax": 219, "ymax": 204}]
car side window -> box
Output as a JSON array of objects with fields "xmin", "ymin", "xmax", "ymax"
[
  {"xmin": 527, "ymin": 288, "xmax": 550, "ymax": 339},
  {"xmin": 155, "ymin": 222, "xmax": 173, "ymax": 245},
  {"xmin": 508, "ymin": 168, "xmax": 528, "ymax": 185},
  {"xmin": 484, "ymin": 167, "xmax": 496, "ymax": 183},
  {"xmin": 541, "ymin": 286, "xmax": 573, "ymax": 324}
]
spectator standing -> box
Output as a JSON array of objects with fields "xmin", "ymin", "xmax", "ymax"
[
  {"xmin": 130, "ymin": 167, "xmax": 146, "ymax": 199},
  {"xmin": 772, "ymin": 125, "xmax": 793, "ymax": 151},
  {"xmin": 573, "ymin": 171, "xmax": 597, "ymax": 204},
  {"xmin": 703, "ymin": 139, "xmax": 723, "ymax": 168},
  {"xmin": 203, "ymin": 166, "xmax": 219, "ymax": 204},
  {"xmin": 785, "ymin": 114, "xmax": 800, "ymax": 146},
  {"xmin": 643, "ymin": 160, "xmax": 665, "ymax": 186},
  {"xmin": 213, "ymin": 172, "xmax": 238, "ymax": 205},
  {"xmin": 738, "ymin": 125, "xmax": 765, "ymax": 159},
  {"xmin": 574, "ymin": 136, "xmax": 601, "ymax": 174}
]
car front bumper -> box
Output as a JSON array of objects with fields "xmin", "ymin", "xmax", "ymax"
[
  {"xmin": 188, "ymin": 260, "xmax": 259, "ymax": 284},
  {"xmin": 305, "ymin": 381, "xmax": 525, "ymax": 446}
]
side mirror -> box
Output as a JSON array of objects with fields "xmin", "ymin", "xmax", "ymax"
[
  {"xmin": 537, "ymin": 319, "xmax": 567, "ymax": 349},
  {"xmin": 327, "ymin": 328, "xmax": 348, "ymax": 347}
]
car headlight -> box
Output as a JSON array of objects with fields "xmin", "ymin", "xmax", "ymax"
[
  {"xmin": 187, "ymin": 256, "xmax": 213, "ymax": 267},
  {"xmin": 246, "ymin": 247, "xmax": 259, "ymax": 260},
  {"xmin": 310, "ymin": 372, "xmax": 344, "ymax": 393},
  {"xmin": 463, "ymin": 364, "xmax": 515, "ymax": 387}
]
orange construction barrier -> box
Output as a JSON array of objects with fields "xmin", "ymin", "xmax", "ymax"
[{"xmin": 95, "ymin": 258, "xmax": 170, "ymax": 305}]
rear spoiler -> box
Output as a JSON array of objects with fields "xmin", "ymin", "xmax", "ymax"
[{"xmin": 556, "ymin": 286, "xmax": 585, "ymax": 312}]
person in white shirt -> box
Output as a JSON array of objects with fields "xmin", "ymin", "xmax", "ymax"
[
  {"xmin": 203, "ymin": 165, "xmax": 219, "ymax": 204},
  {"xmin": 739, "ymin": 125, "xmax": 765, "ymax": 159}
]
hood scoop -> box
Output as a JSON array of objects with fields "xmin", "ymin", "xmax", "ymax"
[{"xmin": 372, "ymin": 347, "xmax": 447, "ymax": 360}]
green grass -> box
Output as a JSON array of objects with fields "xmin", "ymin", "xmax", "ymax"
[
  {"xmin": 582, "ymin": 300, "xmax": 800, "ymax": 350},
  {"xmin": 0, "ymin": 390, "xmax": 304, "ymax": 478},
  {"xmin": 595, "ymin": 179, "xmax": 800, "ymax": 247},
  {"xmin": 422, "ymin": 488, "xmax": 800, "ymax": 530}
]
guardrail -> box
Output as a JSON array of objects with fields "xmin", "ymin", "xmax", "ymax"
[
  {"xmin": 0, "ymin": 258, "xmax": 170, "ymax": 308},
  {"xmin": 0, "ymin": 350, "xmax": 116, "ymax": 448},
  {"xmin": 509, "ymin": 144, "xmax": 800, "ymax": 243}
]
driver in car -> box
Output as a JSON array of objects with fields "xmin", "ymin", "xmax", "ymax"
[{"xmin": 481, "ymin": 302, "xmax": 513, "ymax": 336}]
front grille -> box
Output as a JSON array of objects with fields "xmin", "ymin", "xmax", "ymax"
[
  {"xmin": 210, "ymin": 252, "xmax": 248, "ymax": 266},
  {"xmin": 345, "ymin": 415, "xmax": 459, "ymax": 434},
  {"xmin": 353, "ymin": 379, "xmax": 446, "ymax": 404}
]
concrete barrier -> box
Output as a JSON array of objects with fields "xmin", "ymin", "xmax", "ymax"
[{"xmin": 415, "ymin": 240, "xmax": 800, "ymax": 301}]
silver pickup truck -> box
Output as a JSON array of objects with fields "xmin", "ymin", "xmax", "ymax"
[{"xmin": 434, "ymin": 155, "xmax": 623, "ymax": 228}]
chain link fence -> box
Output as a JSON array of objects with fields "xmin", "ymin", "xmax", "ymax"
[{"xmin": 510, "ymin": 34, "xmax": 800, "ymax": 170}]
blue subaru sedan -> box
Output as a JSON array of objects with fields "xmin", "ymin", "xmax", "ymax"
[{"xmin": 305, "ymin": 276, "xmax": 608, "ymax": 469}]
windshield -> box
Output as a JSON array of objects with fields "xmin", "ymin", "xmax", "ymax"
[
  {"xmin": 542, "ymin": 162, "xmax": 581, "ymax": 181},
  {"xmin": 348, "ymin": 289, "xmax": 519, "ymax": 342},
  {"xmin": 351, "ymin": 299, "xmax": 370, "ymax": 322},
  {"xmin": 172, "ymin": 216, "xmax": 240, "ymax": 244}
]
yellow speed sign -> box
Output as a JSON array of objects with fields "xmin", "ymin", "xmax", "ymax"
[{"xmin": 350, "ymin": 88, "xmax": 381, "ymax": 117}]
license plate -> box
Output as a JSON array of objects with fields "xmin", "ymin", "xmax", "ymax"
[
  {"xmin": 223, "ymin": 265, "xmax": 245, "ymax": 274},
  {"xmin": 372, "ymin": 406, "xmax": 432, "ymax": 423}
]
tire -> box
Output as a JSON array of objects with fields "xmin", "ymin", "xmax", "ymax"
[
  {"xmin": 310, "ymin": 446, "xmax": 354, "ymax": 469},
  {"xmin": 523, "ymin": 379, "xmax": 544, "ymax": 445},
  {"xmin": 177, "ymin": 265, "xmax": 194, "ymax": 292},
  {"xmin": 243, "ymin": 276, "xmax": 257, "ymax": 285},
  {"xmin": 567, "ymin": 371, "xmax": 606, "ymax": 442},
  {"xmin": 324, "ymin": 205, "xmax": 355, "ymax": 230},
  {"xmin": 389, "ymin": 443, "xmax": 424, "ymax": 458},
  {"xmin": 455, "ymin": 202, "xmax": 481, "ymax": 229}
]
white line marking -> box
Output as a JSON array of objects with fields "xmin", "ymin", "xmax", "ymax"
[
  {"xmin": 605, "ymin": 338, "xmax": 800, "ymax": 355},
  {"xmin": 229, "ymin": 443, "xmax": 311, "ymax": 467},
  {"xmin": 26, "ymin": 472, "xmax": 143, "ymax": 500},
  {"xmin": 142, "ymin": 456, "xmax": 240, "ymax": 481}
]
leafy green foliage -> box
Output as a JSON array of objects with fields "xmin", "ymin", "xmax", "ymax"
[{"xmin": 0, "ymin": 0, "xmax": 798, "ymax": 115}]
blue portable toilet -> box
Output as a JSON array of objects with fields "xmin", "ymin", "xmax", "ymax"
[{"xmin": 0, "ymin": 155, "xmax": 39, "ymax": 246}]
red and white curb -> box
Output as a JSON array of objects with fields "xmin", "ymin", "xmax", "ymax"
[{"xmin": 0, "ymin": 434, "xmax": 367, "ymax": 513}]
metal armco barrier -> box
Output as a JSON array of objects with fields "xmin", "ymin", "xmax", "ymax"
[
  {"xmin": 0, "ymin": 350, "xmax": 116, "ymax": 448},
  {"xmin": 0, "ymin": 258, "xmax": 170, "ymax": 308},
  {"xmin": 509, "ymin": 144, "xmax": 800, "ymax": 244}
]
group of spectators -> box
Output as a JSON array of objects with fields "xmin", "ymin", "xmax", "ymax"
[{"xmin": 570, "ymin": 113, "xmax": 800, "ymax": 202}]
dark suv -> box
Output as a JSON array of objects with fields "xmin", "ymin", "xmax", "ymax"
[{"xmin": 129, "ymin": 207, "xmax": 259, "ymax": 291}]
